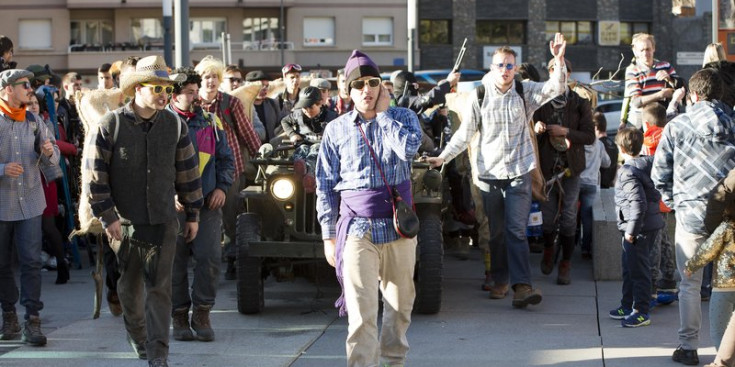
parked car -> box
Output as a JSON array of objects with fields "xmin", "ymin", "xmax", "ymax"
[{"xmin": 595, "ymin": 99, "xmax": 623, "ymax": 136}]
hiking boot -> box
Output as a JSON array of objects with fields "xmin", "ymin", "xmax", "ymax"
[
  {"xmin": 127, "ymin": 333, "xmax": 147, "ymax": 359},
  {"xmin": 541, "ymin": 247, "xmax": 554, "ymax": 275},
  {"xmin": 107, "ymin": 290, "xmax": 123, "ymax": 317},
  {"xmin": 1, "ymin": 311, "xmax": 21, "ymax": 340},
  {"xmin": 621, "ymin": 311, "xmax": 650, "ymax": 327},
  {"xmin": 556, "ymin": 260, "xmax": 571, "ymax": 285},
  {"xmin": 172, "ymin": 308, "xmax": 194, "ymax": 341},
  {"xmin": 512, "ymin": 284, "xmax": 542, "ymax": 308},
  {"xmin": 21, "ymin": 315, "xmax": 46, "ymax": 346},
  {"xmin": 224, "ymin": 258, "xmax": 236, "ymax": 280},
  {"xmin": 149, "ymin": 357, "xmax": 169, "ymax": 367},
  {"xmin": 489, "ymin": 283, "xmax": 509, "ymax": 299},
  {"xmin": 672, "ymin": 345, "xmax": 699, "ymax": 365},
  {"xmin": 609, "ymin": 306, "xmax": 632, "ymax": 320},
  {"xmin": 191, "ymin": 306, "xmax": 214, "ymax": 342}
]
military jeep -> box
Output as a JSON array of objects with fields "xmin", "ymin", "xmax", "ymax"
[{"xmin": 235, "ymin": 144, "xmax": 444, "ymax": 314}]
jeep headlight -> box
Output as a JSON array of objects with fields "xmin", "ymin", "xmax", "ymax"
[{"xmin": 271, "ymin": 177, "xmax": 295, "ymax": 200}]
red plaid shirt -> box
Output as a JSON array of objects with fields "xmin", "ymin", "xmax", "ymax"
[{"xmin": 202, "ymin": 91, "xmax": 261, "ymax": 176}]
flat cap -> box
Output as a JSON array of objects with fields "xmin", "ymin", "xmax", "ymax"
[
  {"xmin": 245, "ymin": 70, "xmax": 271, "ymax": 82},
  {"xmin": 310, "ymin": 78, "xmax": 331, "ymax": 90},
  {"xmin": 0, "ymin": 69, "xmax": 34, "ymax": 88}
]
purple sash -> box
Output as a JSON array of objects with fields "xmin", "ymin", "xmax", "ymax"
[{"xmin": 334, "ymin": 180, "xmax": 412, "ymax": 316}]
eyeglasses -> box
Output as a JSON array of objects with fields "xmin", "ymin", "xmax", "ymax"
[
  {"xmin": 11, "ymin": 81, "xmax": 32, "ymax": 90},
  {"xmin": 494, "ymin": 63, "xmax": 515, "ymax": 71},
  {"xmin": 281, "ymin": 64, "xmax": 302, "ymax": 74},
  {"xmin": 349, "ymin": 77, "xmax": 381, "ymax": 90},
  {"xmin": 141, "ymin": 83, "xmax": 174, "ymax": 95}
]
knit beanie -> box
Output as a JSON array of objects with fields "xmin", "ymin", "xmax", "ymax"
[{"xmin": 344, "ymin": 50, "xmax": 380, "ymax": 93}]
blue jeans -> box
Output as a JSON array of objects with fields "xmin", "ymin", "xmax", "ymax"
[
  {"xmin": 480, "ymin": 172, "xmax": 533, "ymax": 288},
  {"xmin": 578, "ymin": 183, "xmax": 598, "ymax": 253},
  {"xmin": 0, "ymin": 216, "xmax": 44, "ymax": 319},
  {"xmin": 621, "ymin": 230, "xmax": 655, "ymax": 315}
]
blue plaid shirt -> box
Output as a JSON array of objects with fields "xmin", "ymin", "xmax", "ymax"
[
  {"xmin": 0, "ymin": 112, "xmax": 60, "ymax": 221},
  {"xmin": 316, "ymin": 107, "xmax": 421, "ymax": 243}
]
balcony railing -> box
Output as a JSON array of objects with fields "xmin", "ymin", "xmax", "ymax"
[{"xmin": 69, "ymin": 41, "xmax": 295, "ymax": 53}]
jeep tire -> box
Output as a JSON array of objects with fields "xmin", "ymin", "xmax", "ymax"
[
  {"xmin": 413, "ymin": 206, "xmax": 443, "ymax": 314},
  {"xmin": 236, "ymin": 213, "xmax": 264, "ymax": 314}
]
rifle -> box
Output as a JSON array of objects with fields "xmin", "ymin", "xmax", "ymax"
[{"xmin": 452, "ymin": 38, "xmax": 468, "ymax": 73}]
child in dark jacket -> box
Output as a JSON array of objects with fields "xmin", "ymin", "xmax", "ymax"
[{"xmin": 609, "ymin": 128, "xmax": 665, "ymax": 327}]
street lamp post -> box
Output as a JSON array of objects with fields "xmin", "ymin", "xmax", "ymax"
[
  {"xmin": 175, "ymin": 0, "xmax": 190, "ymax": 67},
  {"xmin": 163, "ymin": 0, "xmax": 173, "ymax": 66},
  {"xmin": 407, "ymin": 0, "xmax": 416, "ymax": 72}
]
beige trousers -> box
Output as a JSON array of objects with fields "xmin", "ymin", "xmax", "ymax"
[{"xmin": 343, "ymin": 233, "xmax": 417, "ymax": 367}]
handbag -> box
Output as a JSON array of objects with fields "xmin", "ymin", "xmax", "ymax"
[{"xmin": 356, "ymin": 122, "xmax": 420, "ymax": 239}]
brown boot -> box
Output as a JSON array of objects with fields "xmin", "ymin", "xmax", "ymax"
[
  {"xmin": 512, "ymin": 284, "xmax": 543, "ymax": 308},
  {"xmin": 191, "ymin": 306, "xmax": 214, "ymax": 342},
  {"xmin": 21, "ymin": 315, "xmax": 46, "ymax": 346},
  {"xmin": 541, "ymin": 247, "xmax": 555, "ymax": 275},
  {"xmin": 489, "ymin": 283, "xmax": 509, "ymax": 299},
  {"xmin": 557, "ymin": 260, "xmax": 571, "ymax": 285},
  {"xmin": 172, "ymin": 308, "xmax": 194, "ymax": 341},
  {"xmin": 0, "ymin": 311, "xmax": 21, "ymax": 340}
]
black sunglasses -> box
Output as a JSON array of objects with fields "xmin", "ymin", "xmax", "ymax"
[
  {"xmin": 11, "ymin": 81, "xmax": 32, "ymax": 90},
  {"xmin": 349, "ymin": 78, "xmax": 381, "ymax": 90}
]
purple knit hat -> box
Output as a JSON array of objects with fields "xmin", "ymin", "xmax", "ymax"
[{"xmin": 344, "ymin": 49, "xmax": 380, "ymax": 93}]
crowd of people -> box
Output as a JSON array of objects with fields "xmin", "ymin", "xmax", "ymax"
[{"xmin": 2, "ymin": 29, "xmax": 735, "ymax": 367}]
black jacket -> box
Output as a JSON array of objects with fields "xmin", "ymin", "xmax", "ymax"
[
  {"xmin": 614, "ymin": 155, "xmax": 664, "ymax": 236},
  {"xmin": 280, "ymin": 107, "xmax": 337, "ymax": 144},
  {"xmin": 533, "ymin": 90, "xmax": 595, "ymax": 179}
]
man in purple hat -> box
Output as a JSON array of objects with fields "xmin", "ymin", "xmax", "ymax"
[{"xmin": 316, "ymin": 50, "xmax": 422, "ymax": 367}]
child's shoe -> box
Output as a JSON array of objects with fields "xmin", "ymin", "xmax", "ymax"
[
  {"xmin": 621, "ymin": 311, "xmax": 650, "ymax": 327},
  {"xmin": 609, "ymin": 306, "xmax": 632, "ymax": 320},
  {"xmin": 657, "ymin": 290, "xmax": 678, "ymax": 305}
]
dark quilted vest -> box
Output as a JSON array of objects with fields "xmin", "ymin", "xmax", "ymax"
[{"xmin": 109, "ymin": 111, "xmax": 180, "ymax": 225}]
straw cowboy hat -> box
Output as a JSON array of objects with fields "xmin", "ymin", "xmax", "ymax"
[{"xmin": 119, "ymin": 55, "xmax": 185, "ymax": 97}]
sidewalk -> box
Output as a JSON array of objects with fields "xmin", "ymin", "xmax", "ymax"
[{"xmin": 0, "ymin": 247, "xmax": 717, "ymax": 367}]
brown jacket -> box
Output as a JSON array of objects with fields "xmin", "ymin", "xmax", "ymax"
[{"xmin": 532, "ymin": 90, "xmax": 595, "ymax": 178}]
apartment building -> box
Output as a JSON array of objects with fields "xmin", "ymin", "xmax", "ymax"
[{"xmin": 0, "ymin": 0, "xmax": 410, "ymax": 75}]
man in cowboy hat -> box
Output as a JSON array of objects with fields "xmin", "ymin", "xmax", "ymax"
[
  {"xmin": 86, "ymin": 55, "xmax": 203, "ymax": 367},
  {"xmin": 0, "ymin": 68, "xmax": 59, "ymax": 346}
]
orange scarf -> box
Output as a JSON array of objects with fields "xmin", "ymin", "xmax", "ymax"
[{"xmin": 0, "ymin": 98, "xmax": 26, "ymax": 121}]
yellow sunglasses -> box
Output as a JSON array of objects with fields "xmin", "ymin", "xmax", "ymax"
[{"xmin": 141, "ymin": 83, "xmax": 174, "ymax": 95}]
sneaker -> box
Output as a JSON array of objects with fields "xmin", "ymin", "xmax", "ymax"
[
  {"xmin": 172, "ymin": 308, "xmax": 194, "ymax": 341},
  {"xmin": 0, "ymin": 311, "xmax": 21, "ymax": 340},
  {"xmin": 672, "ymin": 345, "xmax": 699, "ymax": 365},
  {"xmin": 650, "ymin": 297, "xmax": 658, "ymax": 310},
  {"xmin": 127, "ymin": 333, "xmax": 147, "ymax": 360},
  {"xmin": 511, "ymin": 284, "xmax": 542, "ymax": 308},
  {"xmin": 657, "ymin": 290, "xmax": 678, "ymax": 305},
  {"xmin": 609, "ymin": 306, "xmax": 632, "ymax": 320},
  {"xmin": 621, "ymin": 311, "xmax": 650, "ymax": 327},
  {"xmin": 21, "ymin": 315, "xmax": 47, "ymax": 346}
]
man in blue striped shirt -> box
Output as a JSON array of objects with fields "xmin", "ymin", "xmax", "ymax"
[{"xmin": 316, "ymin": 50, "xmax": 422, "ymax": 367}]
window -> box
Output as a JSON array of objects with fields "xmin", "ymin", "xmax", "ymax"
[
  {"xmin": 70, "ymin": 20, "xmax": 113, "ymax": 45},
  {"xmin": 131, "ymin": 18, "xmax": 163, "ymax": 45},
  {"xmin": 476, "ymin": 20, "xmax": 525, "ymax": 44},
  {"xmin": 419, "ymin": 19, "xmax": 451, "ymax": 45},
  {"xmin": 362, "ymin": 17, "xmax": 393, "ymax": 46},
  {"xmin": 303, "ymin": 17, "xmax": 335, "ymax": 47},
  {"xmin": 190, "ymin": 18, "xmax": 226, "ymax": 47},
  {"xmin": 545, "ymin": 21, "xmax": 594, "ymax": 45},
  {"xmin": 18, "ymin": 19, "xmax": 52, "ymax": 49},
  {"xmin": 620, "ymin": 22, "xmax": 651, "ymax": 45},
  {"xmin": 243, "ymin": 17, "xmax": 280, "ymax": 49}
]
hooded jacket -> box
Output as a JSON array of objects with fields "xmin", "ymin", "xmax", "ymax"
[
  {"xmin": 615, "ymin": 155, "xmax": 664, "ymax": 236},
  {"xmin": 652, "ymin": 100, "xmax": 735, "ymax": 235}
]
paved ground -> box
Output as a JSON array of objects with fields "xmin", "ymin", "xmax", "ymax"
[{"xmin": 0, "ymin": 246, "xmax": 717, "ymax": 367}]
